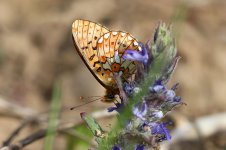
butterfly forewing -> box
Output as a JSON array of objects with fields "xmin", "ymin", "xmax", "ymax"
[{"xmin": 72, "ymin": 20, "xmax": 110, "ymax": 88}]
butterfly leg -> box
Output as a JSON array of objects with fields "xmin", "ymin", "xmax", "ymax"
[{"xmin": 113, "ymin": 73, "xmax": 128, "ymax": 104}]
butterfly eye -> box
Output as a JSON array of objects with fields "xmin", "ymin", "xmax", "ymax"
[{"xmin": 107, "ymin": 93, "xmax": 115, "ymax": 99}]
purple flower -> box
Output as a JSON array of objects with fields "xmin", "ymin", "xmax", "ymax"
[
  {"xmin": 164, "ymin": 90, "xmax": 176, "ymax": 101},
  {"xmin": 151, "ymin": 122, "xmax": 171, "ymax": 141},
  {"xmin": 133, "ymin": 102, "xmax": 148, "ymax": 120},
  {"xmin": 151, "ymin": 110, "xmax": 164, "ymax": 119},
  {"xmin": 123, "ymin": 42, "xmax": 149, "ymax": 64},
  {"xmin": 112, "ymin": 145, "xmax": 121, "ymax": 150},
  {"xmin": 108, "ymin": 102, "xmax": 124, "ymax": 112},
  {"xmin": 171, "ymin": 83, "xmax": 179, "ymax": 91},
  {"xmin": 135, "ymin": 145, "xmax": 145, "ymax": 150},
  {"xmin": 149, "ymin": 84, "xmax": 165, "ymax": 93},
  {"xmin": 149, "ymin": 80, "xmax": 181, "ymax": 103},
  {"xmin": 149, "ymin": 80, "xmax": 166, "ymax": 93},
  {"xmin": 173, "ymin": 96, "xmax": 181, "ymax": 102},
  {"xmin": 123, "ymin": 82, "xmax": 135, "ymax": 97}
]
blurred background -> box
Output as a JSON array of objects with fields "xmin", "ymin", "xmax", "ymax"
[{"xmin": 0, "ymin": 0, "xmax": 226, "ymax": 149}]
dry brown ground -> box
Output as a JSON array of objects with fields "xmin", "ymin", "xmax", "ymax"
[{"xmin": 0, "ymin": 0, "xmax": 226, "ymax": 149}]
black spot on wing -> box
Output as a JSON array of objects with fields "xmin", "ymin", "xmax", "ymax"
[
  {"xmin": 97, "ymin": 67, "xmax": 101, "ymax": 72},
  {"xmin": 89, "ymin": 54, "xmax": 95, "ymax": 61},
  {"xmin": 93, "ymin": 46, "xmax": 97, "ymax": 50},
  {"xmin": 93, "ymin": 61, "xmax": 100, "ymax": 67}
]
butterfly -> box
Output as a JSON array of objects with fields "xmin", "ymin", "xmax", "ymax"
[{"xmin": 72, "ymin": 19, "xmax": 141, "ymax": 102}]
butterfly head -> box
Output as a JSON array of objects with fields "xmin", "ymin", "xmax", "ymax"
[{"xmin": 101, "ymin": 89, "xmax": 119, "ymax": 103}]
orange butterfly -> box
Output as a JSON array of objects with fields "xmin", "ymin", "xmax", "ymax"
[{"xmin": 72, "ymin": 19, "xmax": 141, "ymax": 102}]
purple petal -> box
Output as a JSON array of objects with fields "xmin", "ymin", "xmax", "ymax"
[
  {"xmin": 112, "ymin": 145, "xmax": 121, "ymax": 150},
  {"xmin": 171, "ymin": 83, "xmax": 179, "ymax": 91},
  {"xmin": 173, "ymin": 96, "xmax": 181, "ymax": 102},
  {"xmin": 123, "ymin": 50, "xmax": 146, "ymax": 62},
  {"xmin": 135, "ymin": 145, "xmax": 145, "ymax": 150},
  {"xmin": 150, "ymin": 85, "xmax": 166, "ymax": 93},
  {"xmin": 164, "ymin": 90, "xmax": 176, "ymax": 101},
  {"xmin": 123, "ymin": 82, "xmax": 135, "ymax": 96},
  {"xmin": 107, "ymin": 107, "xmax": 118, "ymax": 112},
  {"xmin": 151, "ymin": 122, "xmax": 171, "ymax": 141},
  {"xmin": 123, "ymin": 43, "xmax": 149, "ymax": 64},
  {"xmin": 133, "ymin": 102, "xmax": 147, "ymax": 120},
  {"xmin": 154, "ymin": 80, "xmax": 163, "ymax": 86},
  {"xmin": 108, "ymin": 103, "xmax": 123, "ymax": 112},
  {"xmin": 149, "ymin": 80, "xmax": 166, "ymax": 93},
  {"xmin": 151, "ymin": 110, "xmax": 164, "ymax": 119}
]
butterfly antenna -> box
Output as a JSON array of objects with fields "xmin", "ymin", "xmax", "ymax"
[{"xmin": 70, "ymin": 97, "xmax": 102, "ymax": 110}]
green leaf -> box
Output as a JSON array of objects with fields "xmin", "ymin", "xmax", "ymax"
[{"xmin": 81, "ymin": 112, "xmax": 105, "ymax": 144}]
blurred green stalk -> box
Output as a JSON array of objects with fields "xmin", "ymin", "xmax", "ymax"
[
  {"xmin": 170, "ymin": 2, "xmax": 188, "ymax": 39},
  {"xmin": 44, "ymin": 82, "xmax": 61, "ymax": 150}
]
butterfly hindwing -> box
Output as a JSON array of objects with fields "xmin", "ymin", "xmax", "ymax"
[
  {"xmin": 72, "ymin": 20, "xmax": 110, "ymax": 88},
  {"xmin": 72, "ymin": 20, "xmax": 141, "ymax": 90},
  {"xmin": 96, "ymin": 31, "xmax": 141, "ymax": 87}
]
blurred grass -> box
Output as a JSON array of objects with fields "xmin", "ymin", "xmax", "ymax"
[
  {"xmin": 170, "ymin": 2, "xmax": 188, "ymax": 39},
  {"xmin": 43, "ymin": 82, "xmax": 93, "ymax": 150},
  {"xmin": 44, "ymin": 82, "xmax": 61, "ymax": 150},
  {"xmin": 0, "ymin": 47, "xmax": 5, "ymax": 65}
]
